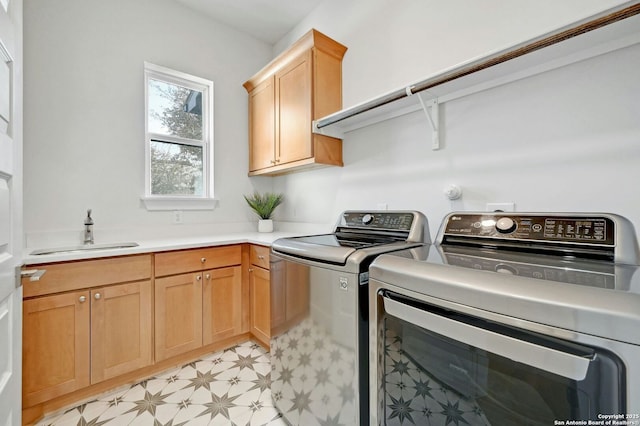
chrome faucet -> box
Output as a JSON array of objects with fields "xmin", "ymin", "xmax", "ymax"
[{"xmin": 84, "ymin": 209, "xmax": 94, "ymax": 244}]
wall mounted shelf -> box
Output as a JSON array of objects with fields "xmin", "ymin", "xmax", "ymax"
[{"xmin": 312, "ymin": 3, "xmax": 640, "ymax": 147}]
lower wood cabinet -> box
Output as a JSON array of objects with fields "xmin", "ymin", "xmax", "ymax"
[
  {"xmin": 154, "ymin": 265, "xmax": 243, "ymax": 362},
  {"xmin": 23, "ymin": 290, "xmax": 90, "ymax": 407},
  {"xmin": 248, "ymin": 245, "xmax": 309, "ymax": 346},
  {"xmin": 155, "ymin": 273, "xmax": 203, "ymax": 361},
  {"xmin": 249, "ymin": 265, "xmax": 271, "ymax": 346},
  {"xmin": 153, "ymin": 244, "xmax": 243, "ymax": 361},
  {"xmin": 249, "ymin": 245, "xmax": 271, "ymax": 348},
  {"xmin": 90, "ymin": 281, "xmax": 152, "ymax": 383},
  {"xmin": 203, "ymin": 266, "xmax": 243, "ymax": 345},
  {"xmin": 23, "ymin": 280, "xmax": 152, "ymax": 408},
  {"xmin": 22, "ymin": 245, "xmax": 249, "ymax": 423}
]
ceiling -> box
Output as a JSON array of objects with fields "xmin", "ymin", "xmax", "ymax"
[{"xmin": 173, "ymin": 0, "xmax": 324, "ymax": 44}]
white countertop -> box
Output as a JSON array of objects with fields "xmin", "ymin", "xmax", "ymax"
[{"xmin": 23, "ymin": 231, "xmax": 303, "ymax": 265}]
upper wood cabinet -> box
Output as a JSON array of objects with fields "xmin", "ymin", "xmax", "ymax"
[{"xmin": 243, "ymin": 29, "xmax": 347, "ymax": 176}]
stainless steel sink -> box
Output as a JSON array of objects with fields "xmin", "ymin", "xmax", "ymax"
[{"xmin": 30, "ymin": 242, "xmax": 139, "ymax": 256}]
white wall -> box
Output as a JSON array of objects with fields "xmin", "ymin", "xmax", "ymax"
[
  {"xmin": 272, "ymin": 0, "xmax": 640, "ymax": 239},
  {"xmin": 275, "ymin": 0, "xmax": 632, "ymax": 107},
  {"xmin": 22, "ymin": 0, "xmax": 640, "ymax": 245},
  {"xmin": 23, "ymin": 0, "xmax": 274, "ymax": 246}
]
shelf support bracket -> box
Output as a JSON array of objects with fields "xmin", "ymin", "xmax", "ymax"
[{"xmin": 413, "ymin": 90, "xmax": 440, "ymax": 150}]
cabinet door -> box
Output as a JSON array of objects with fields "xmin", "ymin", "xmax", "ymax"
[
  {"xmin": 155, "ymin": 273, "xmax": 203, "ymax": 361},
  {"xmin": 91, "ymin": 281, "xmax": 152, "ymax": 383},
  {"xmin": 203, "ymin": 266, "xmax": 242, "ymax": 345},
  {"xmin": 23, "ymin": 291, "xmax": 90, "ymax": 407},
  {"xmin": 249, "ymin": 266, "xmax": 270, "ymax": 346},
  {"xmin": 276, "ymin": 50, "xmax": 312, "ymax": 165},
  {"xmin": 248, "ymin": 76, "xmax": 275, "ymax": 171}
]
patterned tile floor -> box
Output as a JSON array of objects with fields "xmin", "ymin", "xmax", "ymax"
[
  {"xmin": 37, "ymin": 341, "xmax": 287, "ymax": 426},
  {"xmin": 381, "ymin": 318, "xmax": 491, "ymax": 426}
]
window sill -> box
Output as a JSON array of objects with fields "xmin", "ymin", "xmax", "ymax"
[{"xmin": 141, "ymin": 196, "xmax": 219, "ymax": 211}]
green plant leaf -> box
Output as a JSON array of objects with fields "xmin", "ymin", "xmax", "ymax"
[{"xmin": 244, "ymin": 192, "xmax": 284, "ymax": 219}]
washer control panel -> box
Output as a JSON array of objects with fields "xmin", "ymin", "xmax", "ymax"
[
  {"xmin": 342, "ymin": 211, "xmax": 415, "ymax": 231},
  {"xmin": 443, "ymin": 213, "xmax": 615, "ymax": 245}
]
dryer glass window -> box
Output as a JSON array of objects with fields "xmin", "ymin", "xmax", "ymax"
[{"xmin": 378, "ymin": 293, "xmax": 625, "ymax": 425}]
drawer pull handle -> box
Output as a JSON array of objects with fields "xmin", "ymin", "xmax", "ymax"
[
  {"xmin": 201, "ymin": 257, "xmax": 206, "ymax": 263},
  {"xmin": 21, "ymin": 269, "xmax": 47, "ymax": 282},
  {"xmin": 258, "ymin": 255, "xmax": 265, "ymax": 260},
  {"xmin": 94, "ymin": 293, "xmax": 101, "ymax": 300},
  {"xmin": 79, "ymin": 296, "xmax": 87, "ymax": 303}
]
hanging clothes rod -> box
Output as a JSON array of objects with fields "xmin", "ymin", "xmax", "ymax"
[{"xmin": 314, "ymin": 2, "xmax": 640, "ymax": 131}]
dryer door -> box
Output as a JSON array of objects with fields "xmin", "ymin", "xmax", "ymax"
[{"xmin": 377, "ymin": 290, "xmax": 625, "ymax": 426}]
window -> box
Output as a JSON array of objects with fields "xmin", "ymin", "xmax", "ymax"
[{"xmin": 143, "ymin": 63, "xmax": 215, "ymax": 210}]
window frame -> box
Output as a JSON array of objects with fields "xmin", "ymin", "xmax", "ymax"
[{"xmin": 142, "ymin": 62, "xmax": 216, "ymax": 211}]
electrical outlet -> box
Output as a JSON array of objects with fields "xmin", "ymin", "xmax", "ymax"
[
  {"xmin": 173, "ymin": 210, "xmax": 183, "ymax": 224},
  {"xmin": 486, "ymin": 203, "xmax": 515, "ymax": 212}
]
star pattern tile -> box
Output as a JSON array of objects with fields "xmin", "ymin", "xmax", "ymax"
[
  {"xmin": 270, "ymin": 318, "xmax": 357, "ymax": 426},
  {"xmin": 183, "ymin": 370, "xmax": 220, "ymax": 392},
  {"xmin": 36, "ymin": 341, "xmax": 286, "ymax": 426},
  {"xmin": 125, "ymin": 390, "xmax": 169, "ymax": 417},
  {"xmin": 381, "ymin": 320, "xmax": 492, "ymax": 426}
]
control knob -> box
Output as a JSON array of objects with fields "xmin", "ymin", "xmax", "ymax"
[
  {"xmin": 362, "ymin": 214, "xmax": 374, "ymax": 225},
  {"xmin": 495, "ymin": 217, "xmax": 517, "ymax": 234},
  {"xmin": 495, "ymin": 264, "xmax": 517, "ymax": 275}
]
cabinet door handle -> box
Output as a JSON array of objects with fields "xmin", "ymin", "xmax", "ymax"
[
  {"xmin": 94, "ymin": 293, "xmax": 101, "ymax": 300},
  {"xmin": 248, "ymin": 268, "xmax": 254, "ymax": 272},
  {"xmin": 21, "ymin": 269, "xmax": 47, "ymax": 282},
  {"xmin": 79, "ymin": 296, "xmax": 87, "ymax": 303},
  {"xmin": 196, "ymin": 275, "xmax": 202, "ymax": 281},
  {"xmin": 205, "ymin": 273, "xmax": 210, "ymax": 280},
  {"xmin": 201, "ymin": 257, "xmax": 206, "ymax": 263}
]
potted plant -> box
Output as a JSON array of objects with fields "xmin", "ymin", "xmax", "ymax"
[{"xmin": 244, "ymin": 191, "xmax": 284, "ymax": 232}]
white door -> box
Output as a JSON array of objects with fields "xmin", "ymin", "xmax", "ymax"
[{"xmin": 0, "ymin": 0, "xmax": 23, "ymax": 424}]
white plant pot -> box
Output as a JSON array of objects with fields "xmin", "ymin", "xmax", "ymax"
[{"xmin": 258, "ymin": 219, "xmax": 273, "ymax": 233}]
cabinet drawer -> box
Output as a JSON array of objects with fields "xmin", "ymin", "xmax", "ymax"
[
  {"xmin": 23, "ymin": 255, "xmax": 152, "ymax": 298},
  {"xmin": 155, "ymin": 245, "xmax": 242, "ymax": 277},
  {"xmin": 250, "ymin": 245, "xmax": 270, "ymax": 270}
]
